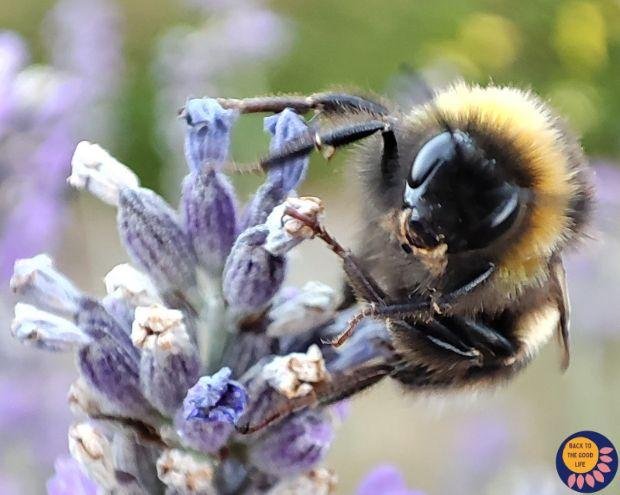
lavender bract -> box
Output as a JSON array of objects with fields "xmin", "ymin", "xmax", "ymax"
[{"xmin": 11, "ymin": 98, "xmax": 395, "ymax": 494}]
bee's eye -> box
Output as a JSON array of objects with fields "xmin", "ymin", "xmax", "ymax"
[{"xmin": 408, "ymin": 131, "xmax": 475, "ymax": 188}]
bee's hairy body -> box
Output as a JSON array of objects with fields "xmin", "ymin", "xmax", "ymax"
[
  {"xmin": 352, "ymin": 83, "xmax": 592, "ymax": 389},
  {"xmin": 214, "ymin": 83, "xmax": 594, "ymax": 431}
]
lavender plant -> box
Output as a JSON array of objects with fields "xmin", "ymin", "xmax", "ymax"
[{"xmin": 11, "ymin": 98, "xmax": 401, "ymax": 494}]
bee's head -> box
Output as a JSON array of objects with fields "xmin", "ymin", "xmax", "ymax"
[{"xmin": 402, "ymin": 130, "xmax": 521, "ymax": 253}]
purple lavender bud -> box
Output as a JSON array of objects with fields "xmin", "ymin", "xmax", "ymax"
[
  {"xmin": 78, "ymin": 298, "xmax": 138, "ymax": 359},
  {"xmin": 77, "ymin": 343, "xmax": 148, "ymax": 418},
  {"xmin": 132, "ymin": 305, "xmax": 201, "ymax": 415},
  {"xmin": 181, "ymin": 168, "xmax": 238, "ymax": 273},
  {"xmin": 76, "ymin": 300, "xmax": 149, "ymax": 416},
  {"xmin": 184, "ymin": 98, "xmax": 237, "ymax": 172},
  {"xmin": 10, "ymin": 254, "xmax": 82, "ymax": 318},
  {"xmin": 47, "ymin": 456, "xmax": 98, "ymax": 495},
  {"xmin": 177, "ymin": 367, "xmax": 247, "ymax": 453},
  {"xmin": 11, "ymin": 303, "xmax": 91, "ymax": 352},
  {"xmin": 264, "ymin": 109, "xmax": 309, "ymax": 192},
  {"xmin": 112, "ymin": 432, "xmax": 163, "ymax": 494},
  {"xmin": 222, "ymin": 226, "xmax": 286, "ymax": 316},
  {"xmin": 248, "ymin": 410, "xmax": 334, "ymax": 477},
  {"xmin": 117, "ymin": 187, "xmax": 197, "ymax": 293},
  {"xmin": 356, "ymin": 465, "xmax": 425, "ymax": 495},
  {"xmin": 242, "ymin": 109, "xmax": 309, "ymax": 229}
]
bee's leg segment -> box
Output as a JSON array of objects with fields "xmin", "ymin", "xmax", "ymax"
[
  {"xmin": 449, "ymin": 316, "xmax": 515, "ymax": 358},
  {"xmin": 236, "ymin": 361, "xmax": 394, "ymax": 434},
  {"xmin": 215, "ymin": 92, "xmax": 389, "ymax": 116},
  {"xmin": 331, "ymin": 263, "xmax": 497, "ymax": 347},
  {"xmin": 262, "ymin": 121, "xmax": 391, "ymax": 168},
  {"xmin": 283, "ymin": 206, "xmax": 386, "ymax": 305},
  {"xmin": 441, "ymin": 262, "xmax": 496, "ymax": 303}
]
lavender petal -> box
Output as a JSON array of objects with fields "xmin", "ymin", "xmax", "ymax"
[{"xmin": 177, "ymin": 367, "xmax": 247, "ymax": 453}]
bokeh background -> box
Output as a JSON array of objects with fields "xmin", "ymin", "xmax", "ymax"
[{"xmin": 1, "ymin": 0, "xmax": 620, "ymax": 493}]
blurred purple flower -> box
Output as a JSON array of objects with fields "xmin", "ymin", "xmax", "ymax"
[
  {"xmin": 0, "ymin": 0, "xmax": 123, "ymax": 280},
  {"xmin": 154, "ymin": 0, "xmax": 292, "ymax": 187},
  {"xmin": 46, "ymin": 457, "xmax": 97, "ymax": 495},
  {"xmin": 357, "ymin": 465, "xmax": 425, "ymax": 495},
  {"xmin": 565, "ymin": 162, "xmax": 620, "ymax": 339}
]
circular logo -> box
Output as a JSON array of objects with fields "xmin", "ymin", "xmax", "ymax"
[{"xmin": 556, "ymin": 431, "xmax": 617, "ymax": 492}]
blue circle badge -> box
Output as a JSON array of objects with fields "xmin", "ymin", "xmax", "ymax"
[{"xmin": 556, "ymin": 431, "xmax": 617, "ymax": 492}]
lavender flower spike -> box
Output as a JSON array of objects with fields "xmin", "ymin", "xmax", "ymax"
[
  {"xmin": 11, "ymin": 254, "xmax": 82, "ymax": 317},
  {"xmin": 11, "ymin": 303, "xmax": 91, "ymax": 351},
  {"xmin": 132, "ymin": 304, "xmax": 200, "ymax": 415},
  {"xmin": 118, "ymin": 187, "xmax": 198, "ymax": 294},
  {"xmin": 249, "ymin": 410, "xmax": 334, "ymax": 476},
  {"xmin": 68, "ymin": 141, "xmax": 140, "ymax": 206},
  {"xmin": 177, "ymin": 367, "xmax": 248, "ymax": 453},
  {"xmin": 223, "ymin": 226, "xmax": 286, "ymax": 316},
  {"xmin": 184, "ymin": 97, "xmax": 237, "ymax": 172}
]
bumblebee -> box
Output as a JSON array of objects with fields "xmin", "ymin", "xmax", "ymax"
[{"xmin": 215, "ymin": 82, "xmax": 593, "ymax": 424}]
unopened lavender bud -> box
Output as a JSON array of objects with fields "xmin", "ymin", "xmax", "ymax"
[
  {"xmin": 242, "ymin": 109, "xmax": 309, "ymax": 229},
  {"xmin": 113, "ymin": 432, "xmax": 162, "ymax": 495},
  {"xmin": 118, "ymin": 187, "xmax": 197, "ymax": 293},
  {"xmin": 264, "ymin": 197, "xmax": 324, "ymax": 256},
  {"xmin": 267, "ymin": 281, "xmax": 336, "ymax": 336},
  {"xmin": 249, "ymin": 410, "xmax": 334, "ymax": 477},
  {"xmin": 68, "ymin": 141, "xmax": 140, "ymax": 206},
  {"xmin": 11, "ymin": 254, "xmax": 82, "ymax": 317},
  {"xmin": 181, "ymin": 168, "xmax": 238, "ymax": 273},
  {"xmin": 223, "ymin": 226, "xmax": 286, "ymax": 316},
  {"xmin": 184, "ymin": 98, "xmax": 237, "ymax": 172},
  {"xmin": 77, "ymin": 300, "xmax": 148, "ymax": 416},
  {"xmin": 177, "ymin": 367, "xmax": 247, "ymax": 453},
  {"xmin": 156, "ymin": 449, "xmax": 216, "ymax": 495},
  {"xmin": 78, "ymin": 298, "xmax": 137, "ymax": 359},
  {"xmin": 267, "ymin": 468, "xmax": 337, "ymax": 495},
  {"xmin": 264, "ymin": 109, "xmax": 310, "ymax": 191},
  {"xmin": 12, "ymin": 303, "xmax": 90, "ymax": 351},
  {"xmin": 132, "ymin": 305, "xmax": 200, "ymax": 415},
  {"xmin": 262, "ymin": 344, "xmax": 329, "ymax": 399},
  {"xmin": 78, "ymin": 342, "xmax": 148, "ymax": 417},
  {"xmin": 68, "ymin": 422, "xmax": 116, "ymax": 491}
]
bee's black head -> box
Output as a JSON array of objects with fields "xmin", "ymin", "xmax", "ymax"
[{"xmin": 402, "ymin": 130, "xmax": 521, "ymax": 253}]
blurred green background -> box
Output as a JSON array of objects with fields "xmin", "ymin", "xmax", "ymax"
[
  {"xmin": 1, "ymin": 1, "xmax": 620, "ymax": 494},
  {"xmin": 3, "ymin": 0, "xmax": 620, "ymax": 189}
]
